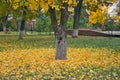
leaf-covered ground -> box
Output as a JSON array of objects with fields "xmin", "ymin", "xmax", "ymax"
[{"xmin": 0, "ymin": 35, "xmax": 120, "ymax": 80}]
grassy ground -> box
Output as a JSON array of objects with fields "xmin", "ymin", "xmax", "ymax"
[
  {"xmin": 0, "ymin": 34, "xmax": 120, "ymax": 80},
  {"xmin": 0, "ymin": 34, "xmax": 120, "ymax": 51}
]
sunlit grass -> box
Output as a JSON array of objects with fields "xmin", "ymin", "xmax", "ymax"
[{"xmin": 0, "ymin": 35, "xmax": 120, "ymax": 79}]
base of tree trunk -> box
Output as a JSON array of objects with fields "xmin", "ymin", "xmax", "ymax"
[
  {"xmin": 3, "ymin": 27, "xmax": 7, "ymax": 33},
  {"xmin": 55, "ymin": 34, "xmax": 67, "ymax": 60},
  {"xmin": 72, "ymin": 29, "xmax": 78, "ymax": 38},
  {"xmin": 19, "ymin": 31, "xmax": 24, "ymax": 39}
]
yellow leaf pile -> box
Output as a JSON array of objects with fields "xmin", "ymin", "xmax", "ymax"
[{"xmin": 0, "ymin": 48, "xmax": 119, "ymax": 79}]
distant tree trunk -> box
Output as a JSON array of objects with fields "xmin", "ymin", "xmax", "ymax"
[
  {"xmin": 19, "ymin": 6, "xmax": 27, "ymax": 39},
  {"xmin": 72, "ymin": 0, "xmax": 83, "ymax": 38},
  {"xmin": 101, "ymin": 22, "xmax": 106, "ymax": 31},
  {"xmin": 49, "ymin": 3, "xmax": 68, "ymax": 60},
  {"xmin": 17, "ymin": 19, "xmax": 21, "ymax": 31},
  {"xmin": 2, "ymin": 15, "xmax": 8, "ymax": 33},
  {"xmin": 19, "ymin": 19, "xmax": 25, "ymax": 39}
]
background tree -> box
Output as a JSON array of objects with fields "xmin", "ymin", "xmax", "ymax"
[
  {"xmin": 36, "ymin": 10, "xmax": 51, "ymax": 33},
  {"xmin": 84, "ymin": 0, "xmax": 117, "ymax": 30},
  {"xmin": 12, "ymin": 0, "xmax": 41, "ymax": 39},
  {"xmin": 72, "ymin": 0, "xmax": 83, "ymax": 38},
  {"xmin": 0, "ymin": 0, "xmax": 13, "ymax": 33}
]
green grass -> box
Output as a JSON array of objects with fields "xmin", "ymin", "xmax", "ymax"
[
  {"xmin": 68, "ymin": 36, "xmax": 120, "ymax": 51},
  {"xmin": 0, "ymin": 34, "xmax": 120, "ymax": 79},
  {"xmin": 0, "ymin": 34, "xmax": 120, "ymax": 52}
]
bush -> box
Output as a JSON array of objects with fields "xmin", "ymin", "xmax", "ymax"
[
  {"xmin": 36, "ymin": 17, "xmax": 51, "ymax": 32},
  {"xmin": 0, "ymin": 19, "xmax": 17, "ymax": 31}
]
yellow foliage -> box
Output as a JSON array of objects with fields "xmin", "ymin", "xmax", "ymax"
[
  {"xmin": 68, "ymin": 0, "xmax": 73, "ymax": 5},
  {"xmin": 84, "ymin": 0, "xmax": 117, "ymax": 25},
  {"xmin": 1, "ymin": 0, "xmax": 78, "ymax": 14},
  {"xmin": 13, "ymin": 4, "xmax": 19, "ymax": 10},
  {"xmin": 113, "ymin": 15, "xmax": 120, "ymax": 22},
  {"xmin": 89, "ymin": 7, "xmax": 109, "ymax": 24}
]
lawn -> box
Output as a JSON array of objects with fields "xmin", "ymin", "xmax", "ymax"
[{"xmin": 0, "ymin": 34, "xmax": 120, "ymax": 80}]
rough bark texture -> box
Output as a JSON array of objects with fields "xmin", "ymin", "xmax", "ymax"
[
  {"xmin": 19, "ymin": 19, "xmax": 25, "ymax": 39},
  {"xmin": 72, "ymin": 0, "xmax": 83, "ymax": 38},
  {"xmin": 56, "ymin": 25, "xmax": 67, "ymax": 60},
  {"xmin": 49, "ymin": 3, "xmax": 68, "ymax": 60}
]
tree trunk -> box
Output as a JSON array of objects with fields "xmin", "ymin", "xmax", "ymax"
[
  {"xmin": 17, "ymin": 19, "xmax": 21, "ymax": 31},
  {"xmin": 72, "ymin": 0, "xmax": 83, "ymax": 38},
  {"xmin": 2, "ymin": 15, "xmax": 8, "ymax": 33},
  {"xmin": 49, "ymin": 3, "xmax": 68, "ymax": 60},
  {"xmin": 55, "ymin": 26, "xmax": 67, "ymax": 60},
  {"xmin": 101, "ymin": 22, "xmax": 106, "ymax": 31},
  {"xmin": 72, "ymin": 29, "xmax": 79, "ymax": 38},
  {"xmin": 19, "ymin": 19, "xmax": 25, "ymax": 39},
  {"xmin": 3, "ymin": 23, "xmax": 7, "ymax": 33},
  {"xmin": 19, "ymin": 6, "xmax": 27, "ymax": 39}
]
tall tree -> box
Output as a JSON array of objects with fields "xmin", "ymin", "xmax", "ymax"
[
  {"xmin": 1, "ymin": 15, "xmax": 8, "ymax": 33},
  {"xmin": 44, "ymin": 0, "xmax": 77, "ymax": 60},
  {"xmin": 49, "ymin": 3, "xmax": 68, "ymax": 60},
  {"xmin": 18, "ymin": 6, "xmax": 26, "ymax": 39},
  {"xmin": 72, "ymin": 0, "xmax": 83, "ymax": 38},
  {"xmin": 12, "ymin": 0, "xmax": 40, "ymax": 39}
]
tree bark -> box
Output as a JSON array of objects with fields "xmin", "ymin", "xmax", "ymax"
[
  {"xmin": 17, "ymin": 18, "xmax": 22, "ymax": 31},
  {"xmin": 55, "ymin": 3, "xmax": 68, "ymax": 60},
  {"xmin": 72, "ymin": 0, "xmax": 83, "ymax": 38},
  {"xmin": 49, "ymin": 3, "xmax": 68, "ymax": 60},
  {"xmin": 19, "ymin": 19, "xmax": 25, "ymax": 39},
  {"xmin": 55, "ymin": 25, "xmax": 67, "ymax": 60},
  {"xmin": 49, "ymin": 7, "xmax": 58, "ymax": 35}
]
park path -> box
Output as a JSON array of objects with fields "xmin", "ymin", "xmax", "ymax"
[
  {"xmin": 67, "ymin": 29, "xmax": 120, "ymax": 37},
  {"xmin": 101, "ymin": 31, "xmax": 120, "ymax": 35}
]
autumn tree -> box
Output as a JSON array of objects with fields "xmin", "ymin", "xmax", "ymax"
[
  {"xmin": 11, "ymin": 0, "xmax": 40, "ymax": 39},
  {"xmin": 49, "ymin": 1, "xmax": 71, "ymax": 60},
  {"xmin": 84, "ymin": 0, "xmax": 117, "ymax": 30},
  {"xmin": 38, "ymin": 0, "xmax": 77, "ymax": 60}
]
